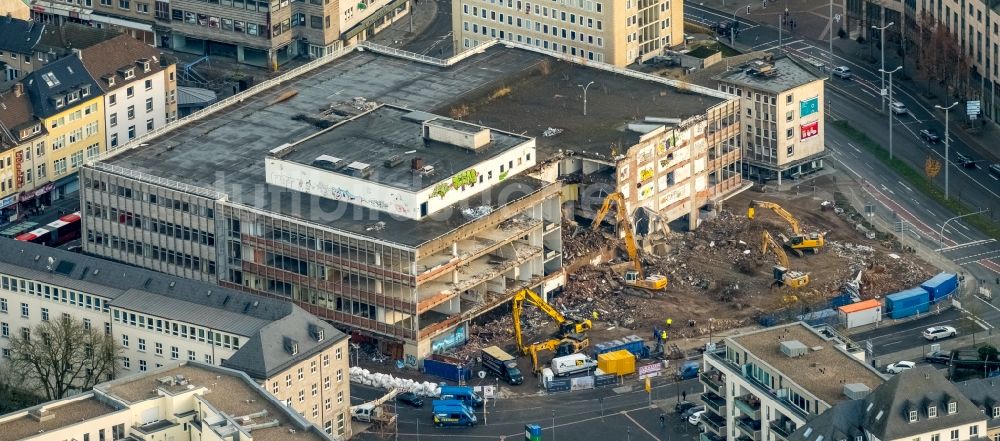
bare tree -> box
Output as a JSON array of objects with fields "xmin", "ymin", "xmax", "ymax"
[{"xmin": 7, "ymin": 317, "xmax": 121, "ymax": 400}]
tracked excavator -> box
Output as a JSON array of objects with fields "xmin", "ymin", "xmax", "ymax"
[
  {"xmin": 760, "ymin": 230, "xmax": 810, "ymax": 289},
  {"xmin": 748, "ymin": 200, "xmax": 826, "ymax": 256},
  {"xmin": 592, "ymin": 192, "xmax": 667, "ymax": 291},
  {"xmin": 511, "ymin": 288, "xmax": 592, "ymax": 373}
]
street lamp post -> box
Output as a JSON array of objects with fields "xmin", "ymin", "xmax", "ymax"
[
  {"xmin": 872, "ymin": 22, "xmax": 895, "ymax": 112},
  {"xmin": 732, "ymin": 5, "xmax": 748, "ymax": 47},
  {"xmin": 552, "ymin": 409, "xmax": 556, "ymax": 441},
  {"xmin": 935, "ymin": 101, "xmax": 959, "ymax": 200},
  {"xmin": 879, "ymin": 66, "xmax": 902, "ymax": 160},
  {"xmin": 939, "ymin": 209, "xmax": 989, "ymax": 248},
  {"xmin": 578, "ymin": 81, "xmax": 594, "ymax": 116}
]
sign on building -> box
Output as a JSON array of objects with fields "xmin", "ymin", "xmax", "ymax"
[
  {"xmin": 638, "ymin": 363, "xmax": 662, "ymax": 379},
  {"xmin": 800, "ymin": 121, "xmax": 819, "ymax": 140},
  {"xmin": 800, "ymin": 96, "xmax": 820, "ymax": 117}
]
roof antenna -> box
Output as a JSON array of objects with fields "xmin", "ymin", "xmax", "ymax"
[{"xmin": 46, "ymin": 257, "xmax": 55, "ymax": 271}]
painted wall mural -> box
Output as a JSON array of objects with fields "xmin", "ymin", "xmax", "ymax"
[{"xmin": 432, "ymin": 168, "xmax": 480, "ymax": 198}]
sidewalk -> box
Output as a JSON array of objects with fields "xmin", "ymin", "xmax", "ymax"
[{"xmin": 692, "ymin": 0, "xmax": 999, "ymax": 163}]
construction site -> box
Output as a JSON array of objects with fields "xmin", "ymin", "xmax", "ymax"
[{"xmin": 440, "ymin": 173, "xmax": 936, "ymax": 368}]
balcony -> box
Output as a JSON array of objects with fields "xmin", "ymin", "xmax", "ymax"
[
  {"xmin": 770, "ymin": 419, "xmax": 797, "ymax": 440},
  {"xmin": 736, "ymin": 417, "xmax": 762, "ymax": 441},
  {"xmin": 700, "ymin": 371, "xmax": 724, "ymax": 394},
  {"xmin": 702, "ymin": 391, "xmax": 727, "ymax": 415},
  {"xmin": 706, "ymin": 350, "xmax": 808, "ymax": 421},
  {"xmin": 701, "ymin": 432, "xmax": 726, "ymax": 441},
  {"xmin": 701, "ymin": 411, "xmax": 727, "ymax": 435},
  {"xmin": 734, "ymin": 395, "xmax": 762, "ymax": 420}
]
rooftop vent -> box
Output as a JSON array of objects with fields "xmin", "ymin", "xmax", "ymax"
[
  {"xmin": 745, "ymin": 60, "xmax": 778, "ymax": 78},
  {"xmin": 411, "ymin": 157, "xmax": 425, "ymax": 170},
  {"xmin": 384, "ymin": 155, "xmax": 404, "ymax": 168},
  {"xmin": 422, "ymin": 119, "xmax": 491, "ymax": 150},
  {"xmin": 312, "ymin": 155, "xmax": 346, "ymax": 171},
  {"xmin": 843, "ymin": 383, "xmax": 872, "ymax": 400},
  {"xmin": 283, "ymin": 337, "xmax": 299, "ymax": 356},
  {"xmin": 28, "ymin": 409, "xmax": 54, "ymax": 423},
  {"xmin": 346, "ymin": 161, "xmax": 373, "ymax": 178},
  {"xmin": 157, "ymin": 376, "xmax": 176, "ymax": 386},
  {"xmin": 309, "ymin": 323, "xmax": 325, "ymax": 342},
  {"xmin": 780, "ymin": 340, "xmax": 809, "ymax": 358}
]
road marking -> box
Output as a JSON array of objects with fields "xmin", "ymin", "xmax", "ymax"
[
  {"xmin": 957, "ymin": 223, "xmax": 970, "ymax": 231},
  {"xmin": 954, "ymin": 249, "xmax": 1000, "ymax": 265},
  {"xmin": 880, "ymin": 184, "xmax": 895, "ymax": 195},
  {"xmin": 848, "ymin": 143, "xmax": 861, "ymax": 153},
  {"xmin": 860, "ymin": 319, "xmax": 957, "ymax": 341},
  {"xmin": 912, "ymin": 199, "xmax": 921, "ymax": 206},
  {"xmin": 937, "ymin": 238, "xmax": 997, "ymax": 252},
  {"xmin": 898, "ymin": 181, "xmax": 913, "ymax": 192},
  {"xmin": 622, "ymin": 410, "xmax": 663, "ymax": 441}
]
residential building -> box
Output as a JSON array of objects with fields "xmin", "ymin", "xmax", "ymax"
[
  {"xmin": 30, "ymin": 0, "xmax": 411, "ymax": 68},
  {"xmin": 451, "ymin": 0, "xmax": 684, "ymax": 66},
  {"xmin": 79, "ymin": 34, "xmax": 178, "ymax": 150},
  {"xmin": 788, "ymin": 366, "xmax": 988, "ymax": 441},
  {"xmin": 0, "ymin": 238, "xmax": 352, "ymax": 437},
  {"xmin": 712, "ymin": 54, "xmax": 827, "ymax": 184},
  {"xmin": 0, "ymin": 0, "xmax": 30, "ymax": 19},
  {"xmin": 0, "ymin": 16, "xmax": 45, "ymax": 84},
  {"xmin": 0, "ymin": 361, "xmax": 339, "ymax": 441},
  {"xmin": 0, "ymin": 54, "xmax": 105, "ymax": 221},
  {"xmin": 699, "ymin": 322, "xmax": 885, "ymax": 441},
  {"xmin": 954, "ymin": 377, "xmax": 1000, "ymax": 441}
]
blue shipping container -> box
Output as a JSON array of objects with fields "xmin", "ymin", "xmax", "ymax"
[
  {"xmin": 592, "ymin": 335, "xmax": 648, "ymax": 358},
  {"xmin": 828, "ymin": 293, "xmax": 855, "ymax": 309},
  {"xmin": 921, "ymin": 273, "xmax": 958, "ymax": 303},
  {"xmin": 885, "ymin": 288, "xmax": 930, "ymax": 319},
  {"xmin": 423, "ymin": 357, "xmax": 473, "ymax": 382}
]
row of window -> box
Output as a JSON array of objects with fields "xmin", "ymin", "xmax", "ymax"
[
  {"xmin": 121, "ymin": 350, "xmax": 210, "ymax": 371},
  {"xmin": 86, "ymin": 230, "xmax": 218, "ymax": 275},
  {"xmin": 464, "ymin": 36, "xmax": 604, "ymax": 62},
  {"xmin": 463, "ymin": 19, "xmax": 605, "ymax": 48},
  {"xmin": 50, "ymin": 103, "xmax": 100, "ymax": 130},
  {"xmin": 464, "ymin": 4, "xmax": 604, "ymax": 31},
  {"xmin": 115, "ymin": 309, "xmax": 240, "ymax": 349},
  {"xmin": 473, "ymin": 0, "xmax": 605, "ymax": 16},
  {"xmin": 85, "ymin": 177, "xmax": 215, "ymax": 218},
  {"xmin": 171, "ymin": 8, "xmax": 271, "ymax": 37},
  {"xmin": 84, "ymin": 204, "xmax": 216, "ymax": 246},
  {"xmin": 1, "ymin": 277, "xmax": 111, "ymax": 313}
]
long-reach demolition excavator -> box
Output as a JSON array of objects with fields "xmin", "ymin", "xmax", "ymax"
[
  {"xmin": 748, "ymin": 200, "xmax": 826, "ymax": 256},
  {"xmin": 760, "ymin": 230, "xmax": 810, "ymax": 289},
  {"xmin": 511, "ymin": 288, "xmax": 592, "ymax": 373},
  {"xmin": 592, "ymin": 192, "xmax": 667, "ymax": 291}
]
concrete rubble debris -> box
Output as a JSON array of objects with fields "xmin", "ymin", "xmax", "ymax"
[{"xmin": 542, "ymin": 127, "xmax": 564, "ymax": 137}]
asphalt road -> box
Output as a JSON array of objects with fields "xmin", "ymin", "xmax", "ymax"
[
  {"xmin": 351, "ymin": 378, "xmax": 707, "ymax": 440},
  {"xmin": 401, "ymin": 0, "xmax": 455, "ymax": 56}
]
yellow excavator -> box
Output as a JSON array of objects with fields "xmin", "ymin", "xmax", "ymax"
[
  {"xmin": 512, "ymin": 289, "xmax": 592, "ymax": 372},
  {"xmin": 748, "ymin": 200, "xmax": 825, "ymax": 256},
  {"xmin": 760, "ymin": 230, "xmax": 810, "ymax": 289},
  {"xmin": 592, "ymin": 192, "xmax": 668, "ymax": 291}
]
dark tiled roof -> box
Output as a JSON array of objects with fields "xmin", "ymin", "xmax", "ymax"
[
  {"xmin": 79, "ymin": 34, "xmax": 163, "ymax": 93},
  {"xmin": 0, "ymin": 16, "xmax": 44, "ymax": 54},
  {"xmin": 0, "ymin": 90, "xmax": 37, "ymax": 140},
  {"xmin": 37, "ymin": 22, "xmax": 122, "ymax": 54},
  {"xmin": 223, "ymin": 308, "xmax": 346, "ymax": 379},
  {"xmin": 953, "ymin": 378, "xmax": 1000, "ymax": 428},
  {"xmin": 23, "ymin": 54, "xmax": 101, "ymax": 118}
]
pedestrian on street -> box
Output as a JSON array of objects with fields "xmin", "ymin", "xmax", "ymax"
[
  {"xmin": 660, "ymin": 413, "xmax": 666, "ymax": 428},
  {"xmin": 682, "ymin": 390, "xmax": 687, "ymax": 401}
]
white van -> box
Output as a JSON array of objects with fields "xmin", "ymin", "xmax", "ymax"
[{"xmin": 550, "ymin": 353, "xmax": 598, "ymax": 377}]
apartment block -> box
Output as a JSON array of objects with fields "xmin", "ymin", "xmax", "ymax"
[
  {"xmin": 0, "ymin": 17, "xmax": 45, "ymax": 84},
  {"xmin": 79, "ymin": 34, "xmax": 178, "ymax": 149},
  {"xmin": 452, "ymin": 0, "xmax": 684, "ymax": 66},
  {"xmin": 0, "ymin": 361, "xmax": 339, "ymax": 441},
  {"xmin": 0, "ymin": 54, "xmax": 105, "ymax": 222},
  {"xmin": 698, "ymin": 322, "xmax": 885, "ymax": 441},
  {"xmin": 788, "ymin": 366, "xmax": 990, "ymax": 441},
  {"xmin": 713, "ymin": 55, "xmax": 827, "ymax": 184},
  {"xmin": 30, "ymin": 0, "xmax": 410, "ymax": 68},
  {"xmin": 0, "ymin": 238, "xmax": 352, "ymax": 437},
  {"xmin": 954, "ymin": 377, "xmax": 1000, "ymax": 441}
]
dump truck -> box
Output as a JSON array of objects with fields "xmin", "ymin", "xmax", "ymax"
[{"xmin": 481, "ymin": 346, "xmax": 524, "ymax": 385}]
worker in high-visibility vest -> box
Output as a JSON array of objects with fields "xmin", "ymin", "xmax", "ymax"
[
  {"xmin": 660, "ymin": 330, "xmax": 668, "ymax": 342},
  {"xmin": 593, "ymin": 311, "xmax": 599, "ymax": 320}
]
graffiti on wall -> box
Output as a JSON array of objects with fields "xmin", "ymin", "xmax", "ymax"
[{"xmin": 432, "ymin": 168, "xmax": 480, "ymax": 198}]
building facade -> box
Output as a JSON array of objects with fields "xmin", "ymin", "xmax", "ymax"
[
  {"xmin": 0, "ymin": 238, "xmax": 352, "ymax": 437},
  {"xmin": 0, "ymin": 362, "xmax": 338, "ymax": 441},
  {"xmin": 714, "ymin": 55, "xmax": 827, "ymax": 184},
  {"xmin": 0, "ymin": 17, "xmax": 45, "ymax": 85},
  {"xmin": 452, "ymin": 0, "xmax": 684, "ymax": 66},
  {"xmin": 79, "ymin": 34, "xmax": 178, "ymax": 150},
  {"xmin": 698, "ymin": 322, "xmax": 885, "ymax": 441}
]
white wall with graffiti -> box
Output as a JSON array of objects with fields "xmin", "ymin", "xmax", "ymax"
[{"xmin": 417, "ymin": 141, "xmax": 536, "ymax": 215}]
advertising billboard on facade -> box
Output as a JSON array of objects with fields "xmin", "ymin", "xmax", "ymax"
[
  {"xmin": 800, "ymin": 121, "xmax": 819, "ymax": 140},
  {"xmin": 800, "ymin": 96, "xmax": 819, "ymax": 117}
]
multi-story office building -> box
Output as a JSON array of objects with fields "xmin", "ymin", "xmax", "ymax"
[
  {"xmin": 0, "ymin": 17, "xmax": 45, "ymax": 84},
  {"xmin": 0, "ymin": 54, "xmax": 105, "ymax": 221},
  {"xmin": 452, "ymin": 0, "xmax": 684, "ymax": 66},
  {"xmin": 788, "ymin": 366, "xmax": 990, "ymax": 441},
  {"xmin": 79, "ymin": 34, "xmax": 178, "ymax": 149},
  {"xmin": 0, "ymin": 361, "xmax": 339, "ymax": 441},
  {"xmin": 0, "ymin": 238, "xmax": 352, "ymax": 437},
  {"xmin": 713, "ymin": 54, "xmax": 827, "ymax": 184},
  {"xmin": 30, "ymin": 0, "xmax": 411, "ymax": 67},
  {"xmin": 699, "ymin": 322, "xmax": 885, "ymax": 441}
]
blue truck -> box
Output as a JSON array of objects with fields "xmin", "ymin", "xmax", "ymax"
[
  {"xmin": 885, "ymin": 288, "xmax": 930, "ymax": 319},
  {"xmin": 432, "ymin": 400, "xmax": 478, "ymax": 427},
  {"xmin": 422, "ymin": 354, "xmax": 473, "ymax": 382},
  {"xmin": 676, "ymin": 360, "xmax": 700, "ymax": 380},
  {"xmin": 921, "ymin": 273, "xmax": 958, "ymax": 303},
  {"xmin": 438, "ymin": 385, "xmax": 484, "ymax": 408}
]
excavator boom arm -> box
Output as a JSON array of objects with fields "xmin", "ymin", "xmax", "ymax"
[
  {"xmin": 750, "ymin": 200, "xmax": 802, "ymax": 235},
  {"xmin": 760, "ymin": 230, "xmax": 790, "ymax": 267},
  {"xmin": 592, "ymin": 192, "xmax": 644, "ymax": 279}
]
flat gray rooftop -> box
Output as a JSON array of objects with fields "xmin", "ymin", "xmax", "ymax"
[
  {"xmin": 278, "ymin": 105, "xmax": 528, "ymax": 192},
  {"xmin": 714, "ymin": 56, "xmax": 824, "ymax": 94}
]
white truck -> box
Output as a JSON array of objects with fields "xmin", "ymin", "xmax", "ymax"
[
  {"xmin": 550, "ymin": 353, "xmax": 597, "ymax": 377},
  {"xmin": 350, "ymin": 388, "xmax": 398, "ymax": 427}
]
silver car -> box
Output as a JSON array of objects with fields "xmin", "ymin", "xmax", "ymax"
[{"xmin": 832, "ymin": 66, "xmax": 852, "ymax": 79}]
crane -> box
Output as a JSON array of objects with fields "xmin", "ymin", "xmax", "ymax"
[
  {"xmin": 512, "ymin": 289, "xmax": 591, "ymax": 356},
  {"xmin": 526, "ymin": 334, "xmax": 590, "ymax": 373},
  {"xmin": 760, "ymin": 230, "xmax": 810, "ymax": 289},
  {"xmin": 747, "ymin": 200, "xmax": 826, "ymax": 256},
  {"xmin": 591, "ymin": 192, "xmax": 668, "ymax": 291}
]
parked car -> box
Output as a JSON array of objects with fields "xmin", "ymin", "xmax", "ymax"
[
  {"xmin": 890, "ymin": 102, "xmax": 908, "ymax": 115},
  {"xmin": 681, "ymin": 405, "xmax": 705, "ymax": 420},
  {"xmin": 919, "ymin": 129, "xmax": 941, "ymax": 143},
  {"xmin": 924, "ymin": 350, "xmax": 952, "ymax": 365},
  {"xmin": 923, "ymin": 326, "xmax": 958, "ymax": 341},
  {"xmin": 832, "ymin": 66, "xmax": 853, "ymax": 79},
  {"xmin": 954, "ymin": 152, "xmax": 977, "ymax": 168},
  {"xmin": 675, "ymin": 401, "xmax": 696, "ymax": 414},
  {"xmin": 397, "ymin": 392, "xmax": 424, "ymax": 408},
  {"xmin": 688, "ymin": 410, "xmax": 706, "ymax": 425},
  {"xmin": 886, "ymin": 360, "xmax": 916, "ymax": 374}
]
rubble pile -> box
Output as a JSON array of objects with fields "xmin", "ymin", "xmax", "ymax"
[
  {"xmin": 349, "ymin": 367, "xmax": 441, "ymax": 396},
  {"xmin": 561, "ymin": 222, "xmax": 610, "ymax": 261}
]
